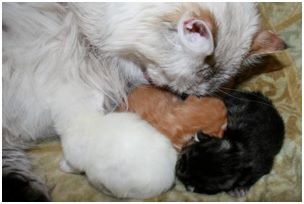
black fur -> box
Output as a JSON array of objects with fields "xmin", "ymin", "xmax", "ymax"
[{"xmin": 176, "ymin": 91, "xmax": 285, "ymax": 196}]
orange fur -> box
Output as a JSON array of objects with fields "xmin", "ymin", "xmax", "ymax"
[{"xmin": 117, "ymin": 85, "xmax": 227, "ymax": 150}]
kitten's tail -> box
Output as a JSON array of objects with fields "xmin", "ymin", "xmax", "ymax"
[{"xmin": 2, "ymin": 128, "xmax": 50, "ymax": 201}]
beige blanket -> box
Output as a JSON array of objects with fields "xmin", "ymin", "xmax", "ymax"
[{"xmin": 28, "ymin": 3, "xmax": 302, "ymax": 201}]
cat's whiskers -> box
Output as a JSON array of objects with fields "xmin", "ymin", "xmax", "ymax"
[
  {"xmin": 210, "ymin": 87, "xmax": 272, "ymax": 107},
  {"xmin": 221, "ymin": 87, "xmax": 274, "ymax": 103}
]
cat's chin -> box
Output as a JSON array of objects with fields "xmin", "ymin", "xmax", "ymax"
[{"xmin": 143, "ymin": 68, "xmax": 212, "ymax": 96}]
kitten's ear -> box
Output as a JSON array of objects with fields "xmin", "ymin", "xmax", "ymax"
[{"xmin": 248, "ymin": 30, "xmax": 287, "ymax": 57}]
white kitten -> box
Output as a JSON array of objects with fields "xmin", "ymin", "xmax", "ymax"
[{"xmin": 59, "ymin": 112, "xmax": 177, "ymax": 199}]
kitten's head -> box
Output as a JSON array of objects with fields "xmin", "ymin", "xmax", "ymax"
[
  {"xmin": 176, "ymin": 132, "xmax": 247, "ymax": 194},
  {"xmin": 72, "ymin": 3, "xmax": 286, "ymax": 95}
]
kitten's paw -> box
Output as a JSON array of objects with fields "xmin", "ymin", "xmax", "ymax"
[
  {"xmin": 227, "ymin": 187, "xmax": 249, "ymax": 197},
  {"xmin": 3, "ymin": 172, "xmax": 50, "ymax": 201},
  {"xmin": 186, "ymin": 185, "xmax": 195, "ymax": 192},
  {"xmin": 59, "ymin": 159, "xmax": 82, "ymax": 174}
]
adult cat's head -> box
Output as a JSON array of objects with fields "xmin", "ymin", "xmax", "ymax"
[{"xmin": 71, "ymin": 3, "xmax": 286, "ymax": 96}]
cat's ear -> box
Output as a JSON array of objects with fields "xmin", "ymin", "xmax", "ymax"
[
  {"xmin": 247, "ymin": 30, "xmax": 287, "ymax": 57},
  {"xmin": 178, "ymin": 16, "xmax": 215, "ymax": 56}
]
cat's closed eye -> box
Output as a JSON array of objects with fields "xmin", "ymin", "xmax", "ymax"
[
  {"xmin": 168, "ymin": 28, "xmax": 178, "ymax": 32},
  {"xmin": 161, "ymin": 22, "xmax": 178, "ymax": 32}
]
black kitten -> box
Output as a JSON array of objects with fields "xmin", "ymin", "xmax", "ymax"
[{"xmin": 176, "ymin": 91, "xmax": 285, "ymax": 196}]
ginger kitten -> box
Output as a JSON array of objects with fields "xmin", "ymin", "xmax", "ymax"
[{"xmin": 117, "ymin": 85, "xmax": 227, "ymax": 150}]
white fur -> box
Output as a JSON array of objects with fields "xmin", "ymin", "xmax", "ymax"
[
  {"xmin": 60, "ymin": 112, "xmax": 177, "ymax": 199},
  {"xmin": 69, "ymin": 3, "xmax": 259, "ymax": 94},
  {"xmin": 3, "ymin": 2, "xmax": 260, "ymax": 199}
]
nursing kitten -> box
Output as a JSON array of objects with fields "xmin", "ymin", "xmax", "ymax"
[
  {"xmin": 176, "ymin": 91, "xmax": 285, "ymax": 196},
  {"xmin": 117, "ymin": 85, "xmax": 227, "ymax": 150}
]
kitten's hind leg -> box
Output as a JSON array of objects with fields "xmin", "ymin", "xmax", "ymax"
[
  {"xmin": 2, "ymin": 129, "xmax": 50, "ymax": 201},
  {"xmin": 59, "ymin": 158, "xmax": 82, "ymax": 174}
]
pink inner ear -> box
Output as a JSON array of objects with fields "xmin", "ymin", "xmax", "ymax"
[
  {"xmin": 184, "ymin": 19, "xmax": 209, "ymax": 39},
  {"xmin": 178, "ymin": 18, "xmax": 214, "ymax": 55}
]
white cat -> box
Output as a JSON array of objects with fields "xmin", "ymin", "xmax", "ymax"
[{"xmin": 2, "ymin": 2, "xmax": 285, "ymax": 201}]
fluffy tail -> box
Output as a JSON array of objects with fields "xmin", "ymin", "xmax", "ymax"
[{"xmin": 2, "ymin": 128, "xmax": 50, "ymax": 201}]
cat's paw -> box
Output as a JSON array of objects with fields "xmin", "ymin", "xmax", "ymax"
[
  {"xmin": 59, "ymin": 159, "xmax": 82, "ymax": 174},
  {"xmin": 227, "ymin": 187, "xmax": 249, "ymax": 197}
]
